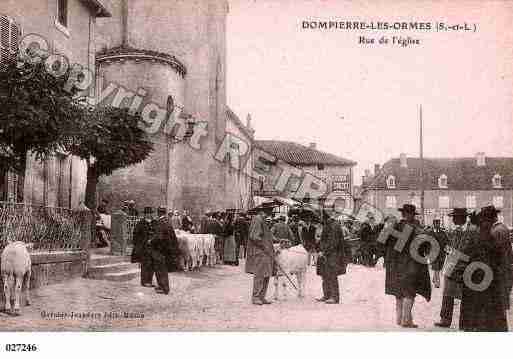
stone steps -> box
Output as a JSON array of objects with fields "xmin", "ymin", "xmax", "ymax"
[
  {"xmin": 87, "ymin": 262, "xmax": 140, "ymax": 279},
  {"xmin": 102, "ymin": 268, "xmax": 141, "ymax": 282},
  {"xmin": 89, "ymin": 255, "xmax": 132, "ymax": 267},
  {"xmin": 87, "ymin": 255, "xmax": 139, "ymax": 282}
]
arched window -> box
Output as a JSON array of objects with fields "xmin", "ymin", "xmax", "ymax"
[
  {"xmin": 438, "ymin": 174, "xmax": 448, "ymax": 188},
  {"xmin": 492, "ymin": 174, "xmax": 502, "ymax": 188},
  {"xmin": 386, "ymin": 175, "xmax": 396, "ymax": 189}
]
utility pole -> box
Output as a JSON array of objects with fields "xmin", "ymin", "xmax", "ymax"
[{"xmin": 419, "ymin": 104, "xmax": 425, "ymax": 226}]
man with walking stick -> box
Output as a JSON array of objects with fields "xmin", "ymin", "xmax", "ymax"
[{"xmin": 246, "ymin": 203, "xmax": 276, "ymax": 305}]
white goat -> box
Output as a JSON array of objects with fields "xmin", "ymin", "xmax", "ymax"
[
  {"xmin": 273, "ymin": 244, "xmax": 308, "ymax": 301},
  {"xmin": 1, "ymin": 241, "xmax": 31, "ymax": 315}
]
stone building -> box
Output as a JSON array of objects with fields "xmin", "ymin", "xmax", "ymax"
[
  {"xmin": 0, "ymin": 0, "xmax": 110, "ymax": 207},
  {"xmin": 94, "ymin": 0, "xmax": 254, "ymax": 219},
  {"xmin": 360, "ymin": 153, "xmax": 513, "ymax": 228},
  {"xmin": 253, "ymin": 140, "xmax": 357, "ymax": 213}
]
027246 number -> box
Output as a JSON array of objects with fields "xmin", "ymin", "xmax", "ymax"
[{"xmin": 5, "ymin": 344, "xmax": 38, "ymax": 352}]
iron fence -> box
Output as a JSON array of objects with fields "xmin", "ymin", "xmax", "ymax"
[
  {"xmin": 125, "ymin": 215, "xmax": 140, "ymax": 247},
  {"xmin": 0, "ymin": 202, "xmax": 92, "ymax": 252}
]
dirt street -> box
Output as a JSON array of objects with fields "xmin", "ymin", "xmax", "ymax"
[{"xmin": 2, "ymin": 261, "xmax": 512, "ymax": 331}]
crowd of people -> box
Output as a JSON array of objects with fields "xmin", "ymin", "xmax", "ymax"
[
  {"xmin": 244, "ymin": 202, "xmax": 513, "ymax": 332},
  {"xmin": 93, "ymin": 198, "xmax": 513, "ymax": 331}
]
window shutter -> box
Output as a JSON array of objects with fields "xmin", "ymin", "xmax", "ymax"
[{"xmin": 0, "ymin": 15, "xmax": 21, "ymax": 67}]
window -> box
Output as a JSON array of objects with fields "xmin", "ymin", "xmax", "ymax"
[
  {"xmin": 439, "ymin": 196, "xmax": 450, "ymax": 209},
  {"xmin": 466, "ymin": 195, "xmax": 476, "ymax": 209},
  {"xmin": 438, "ymin": 174, "xmax": 448, "ymax": 188},
  {"xmin": 386, "ymin": 175, "xmax": 396, "ymax": 189},
  {"xmin": 317, "ymin": 164, "xmax": 325, "ymax": 171},
  {"xmin": 493, "ymin": 196, "xmax": 504, "ymax": 209},
  {"xmin": 257, "ymin": 175, "xmax": 265, "ymax": 191},
  {"xmin": 492, "ymin": 174, "xmax": 502, "ymax": 188},
  {"xmin": 58, "ymin": 0, "xmax": 68, "ymax": 27},
  {"xmin": 386, "ymin": 195, "xmax": 397, "ymax": 208},
  {"xmin": 56, "ymin": 154, "xmax": 68, "ymax": 207}
]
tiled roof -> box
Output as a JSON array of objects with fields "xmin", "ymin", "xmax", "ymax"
[
  {"xmin": 96, "ymin": 46, "xmax": 187, "ymax": 77},
  {"xmin": 255, "ymin": 140, "xmax": 357, "ymax": 167},
  {"xmin": 226, "ymin": 107, "xmax": 254, "ymax": 140},
  {"xmin": 365, "ymin": 157, "xmax": 513, "ymax": 190}
]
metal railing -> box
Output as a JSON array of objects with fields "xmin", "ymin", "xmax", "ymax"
[
  {"xmin": 125, "ymin": 215, "xmax": 140, "ymax": 247},
  {"xmin": 0, "ymin": 202, "xmax": 92, "ymax": 252}
]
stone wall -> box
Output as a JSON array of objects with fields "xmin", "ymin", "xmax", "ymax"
[{"xmin": 0, "ymin": 251, "xmax": 87, "ymax": 307}]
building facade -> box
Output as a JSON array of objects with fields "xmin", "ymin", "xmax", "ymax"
[
  {"xmin": 253, "ymin": 140, "xmax": 356, "ymax": 213},
  {"xmin": 94, "ymin": 0, "xmax": 254, "ymax": 219},
  {"xmin": 0, "ymin": 0, "xmax": 110, "ymax": 207},
  {"xmin": 361, "ymin": 153, "xmax": 513, "ymax": 228}
]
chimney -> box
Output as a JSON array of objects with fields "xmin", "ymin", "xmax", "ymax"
[
  {"xmin": 309, "ymin": 142, "xmax": 317, "ymax": 149},
  {"xmin": 400, "ymin": 153, "xmax": 407, "ymax": 168},
  {"xmin": 246, "ymin": 113, "xmax": 255, "ymax": 136},
  {"xmin": 476, "ymin": 152, "xmax": 486, "ymax": 167},
  {"xmin": 374, "ymin": 164, "xmax": 380, "ymax": 175},
  {"xmin": 246, "ymin": 113, "xmax": 252, "ymax": 129}
]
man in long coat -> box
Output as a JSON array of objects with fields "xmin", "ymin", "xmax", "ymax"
[
  {"xmin": 381, "ymin": 204, "xmax": 431, "ymax": 328},
  {"xmin": 316, "ymin": 214, "xmax": 349, "ymax": 304},
  {"xmin": 459, "ymin": 205, "xmax": 512, "ymax": 331},
  {"xmin": 359, "ymin": 212, "xmax": 378, "ymax": 267},
  {"xmin": 131, "ymin": 206, "xmax": 155, "ymax": 287},
  {"xmin": 246, "ymin": 206, "xmax": 275, "ymax": 305},
  {"xmin": 150, "ymin": 207, "xmax": 177, "ymax": 295},
  {"xmin": 433, "ymin": 209, "xmax": 473, "ymax": 328}
]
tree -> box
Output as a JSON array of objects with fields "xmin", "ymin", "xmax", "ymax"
[
  {"xmin": 66, "ymin": 106, "xmax": 154, "ymax": 209},
  {"xmin": 0, "ymin": 61, "xmax": 84, "ymax": 174}
]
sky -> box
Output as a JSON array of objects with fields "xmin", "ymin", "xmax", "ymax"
[{"xmin": 225, "ymin": 0, "xmax": 513, "ymax": 184}]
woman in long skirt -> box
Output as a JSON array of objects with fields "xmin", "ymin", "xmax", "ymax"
[{"xmin": 223, "ymin": 215, "xmax": 238, "ymax": 265}]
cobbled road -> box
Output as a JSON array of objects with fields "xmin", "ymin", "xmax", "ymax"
[{"xmin": 2, "ymin": 261, "xmax": 512, "ymax": 331}]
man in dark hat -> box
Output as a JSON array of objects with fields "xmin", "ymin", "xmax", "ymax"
[
  {"xmin": 316, "ymin": 213, "xmax": 349, "ymax": 304},
  {"xmin": 382, "ymin": 204, "xmax": 431, "ymax": 328},
  {"xmin": 246, "ymin": 203, "xmax": 276, "ymax": 305},
  {"xmin": 359, "ymin": 211, "xmax": 378, "ymax": 267},
  {"xmin": 148, "ymin": 206, "xmax": 177, "ymax": 294},
  {"xmin": 433, "ymin": 208, "xmax": 473, "ymax": 328},
  {"xmin": 131, "ymin": 206, "xmax": 156, "ymax": 287},
  {"xmin": 459, "ymin": 205, "xmax": 512, "ymax": 331}
]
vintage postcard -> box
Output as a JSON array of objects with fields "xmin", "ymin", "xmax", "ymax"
[{"xmin": 1, "ymin": 0, "xmax": 512, "ymax": 347}]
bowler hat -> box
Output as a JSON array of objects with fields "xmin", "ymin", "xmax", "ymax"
[
  {"xmin": 143, "ymin": 206, "xmax": 154, "ymax": 215},
  {"xmin": 448, "ymin": 208, "xmax": 468, "ymax": 217},
  {"xmin": 479, "ymin": 205, "xmax": 501, "ymax": 220},
  {"xmin": 397, "ymin": 204, "xmax": 419, "ymax": 215}
]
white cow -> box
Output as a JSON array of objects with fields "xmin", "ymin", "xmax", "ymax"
[
  {"xmin": 200, "ymin": 235, "xmax": 216, "ymax": 266},
  {"xmin": 176, "ymin": 231, "xmax": 204, "ymax": 271},
  {"xmin": 272, "ymin": 244, "xmax": 308, "ymax": 301},
  {"xmin": 1, "ymin": 241, "xmax": 31, "ymax": 315}
]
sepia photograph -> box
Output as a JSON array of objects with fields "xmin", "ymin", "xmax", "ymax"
[{"xmin": 0, "ymin": 0, "xmax": 512, "ymax": 351}]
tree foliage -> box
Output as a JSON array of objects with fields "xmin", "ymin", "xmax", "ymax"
[
  {"xmin": 1, "ymin": 59, "xmax": 154, "ymax": 209},
  {"xmin": 0, "ymin": 61, "xmax": 84, "ymax": 172},
  {"xmin": 67, "ymin": 106, "xmax": 154, "ymax": 178}
]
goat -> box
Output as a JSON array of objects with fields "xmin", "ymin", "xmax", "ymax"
[{"xmin": 1, "ymin": 241, "xmax": 31, "ymax": 316}]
